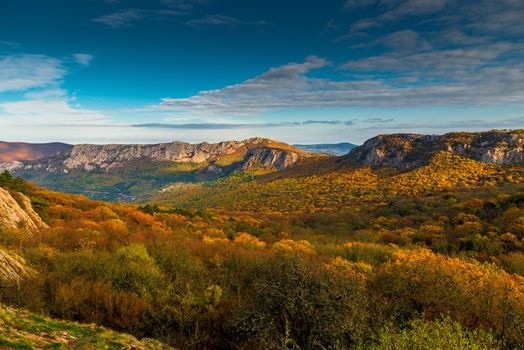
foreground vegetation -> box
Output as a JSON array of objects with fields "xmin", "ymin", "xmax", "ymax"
[
  {"xmin": 1, "ymin": 154, "xmax": 523, "ymax": 349},
  {"xmin": 0, "ymin": 304, "xmax": 171, "ymax": 349}
]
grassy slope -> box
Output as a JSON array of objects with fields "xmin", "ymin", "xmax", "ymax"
[{"xmin": 0, "ymin": 304, "xmax": 172, "ymax": 349}]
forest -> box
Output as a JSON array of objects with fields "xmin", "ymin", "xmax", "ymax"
[{"xmin": 0, "ymin": 149, "xmax": 523, "ymax": 349}]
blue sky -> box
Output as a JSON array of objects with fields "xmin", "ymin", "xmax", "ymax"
[{"xmin": 0, "ymin": 0, "xmax": 523, "ymax": 144}]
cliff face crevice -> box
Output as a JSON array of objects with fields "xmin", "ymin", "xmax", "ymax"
[{"xmin": 346, "ymin": 130, "xmax": 524, "ymax": 169}]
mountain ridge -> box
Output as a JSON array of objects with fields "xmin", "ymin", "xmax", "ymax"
[
  {"xmin": 346, "ymin": 129, "xmax": 524, "ymax": 169},
  {"xmin": 1, "ymin": 137, "xmax": 310, "ymax": 173}
]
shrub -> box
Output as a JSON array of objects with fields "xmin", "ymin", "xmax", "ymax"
[{"xmin": 367, "ymin": 316, "xmax": 503, "ymax": 350}]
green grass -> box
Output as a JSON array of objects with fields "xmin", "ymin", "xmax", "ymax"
[{"xmin": 0, "ymin": 304, "xmax": 173, "ymax": 349}]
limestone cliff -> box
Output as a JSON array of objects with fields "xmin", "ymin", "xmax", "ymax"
[
  {"xmin": 346, "ymin": 130, "xmax": 524, "ymax": 169},
  {"xmin": 241, "ymin": 148, "xmax": 302, "ymax": 170},
  {"xmin": 5, "ymin": 138, "xmax": 306, "ymax": 172},
  {"xmin": 0, "ymin": 187, "xmax": 47, "ymax": 231}
]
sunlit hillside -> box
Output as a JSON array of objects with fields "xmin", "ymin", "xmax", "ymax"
[{"xmin": 1, "ymin": 151, "xmax": 523, "ymax": 348}]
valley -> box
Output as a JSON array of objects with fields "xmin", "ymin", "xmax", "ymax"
[{"xmin": 0, "ymin": 129, "xmax": 523, "ymax": 349}]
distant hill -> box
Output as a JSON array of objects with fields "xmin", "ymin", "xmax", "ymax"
[
  {"xmin": 0, "ymin": 141, "xmax": 71, "ymax": 162},
  {"xmin": 0, "ymin": 138, "xmax": 311, "ymax": 202},
  {"xmin": 293, "ymin": 142, "xmax": 357, "ymax": 155},
  {"xmin": 1, "ymin": 137, "xmax": 307, "ymax": 172},
  {"xmin": 2, "ymin": 130, "xmax": 522, "ymax": 202}
]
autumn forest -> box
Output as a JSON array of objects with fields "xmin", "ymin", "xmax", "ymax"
[{"xmin": 0, "ymin": 131, "xmax": 523, "ymax": 349}]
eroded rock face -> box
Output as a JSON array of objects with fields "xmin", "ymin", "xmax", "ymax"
[
  {"xmin": 0, "ymin": 248, "xmax": 33, "ymax": 288},
  {"xmin": 346, "ymin": 130, "xmax": 524, "ymax": 168},
  {"xmin": 0, "ymin": 187, "xmax": 47, "ymax": 231},
  {"xmin": 61, "ymin": 138, "xmax": 294, "ymax": 170},
  {"xmin": 241, "ymin": 148, "xmax": 301, "ymax": 170}
]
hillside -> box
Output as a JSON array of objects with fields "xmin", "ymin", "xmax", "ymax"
[
  {"xmin": 345, "ymin": 129, "xmax": 524, "ymax": 169},
  {"xmin": 0, "ymin": 304, "xmax": 172, "ymax": 349},
  {"xmin": 154, "ymin": 151, "xmax": 524, "ymax": 213},
  {"xmin": 0, "ymin": 165, "xmax": 522, "ymax": 348}
]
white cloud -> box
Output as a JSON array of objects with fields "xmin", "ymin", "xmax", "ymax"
[
  {"xmin": 377, "ymin": 30, "xmax": 431, "ymax": 52},
  {"xmin": 350, "ymin": 0, "xmax": 450, "ymax": 31},
  {"xmin": 0, "ymin": 97, "xmax": 110, "ymax": 125},
  {"xmin": 0, "ymin": 54, "xmax": 66, "ymax": 93},
  {"xmin": 73, "ymin": 53, "xmax": 94, "ymax": 66},
  {"xmin": 142, "ymin": 51, "xmax": 524, "ymax": 118},
  {"xmin": 93, "ymin": 8, "xmax": 185, "ymax": 27},
  {"xmin": 187, "ymin": 14, "xmax": 240, "ymax": 26}
]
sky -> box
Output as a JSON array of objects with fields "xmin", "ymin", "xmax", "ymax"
[{"xmin": 0, "ymin": 0, "xmax": 523, "ymax": 145}]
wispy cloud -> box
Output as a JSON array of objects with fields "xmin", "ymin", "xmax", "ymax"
[
  {"xmin": 0, "ymin": 53, "xmax": 110, "ymax": 128},
  {"xmin": 377, "ymin": 30, "xmax": 431, "ymax": 52},
  {"xmin": 73, "ymin": 53, "xmax": 94, "ymax": 66},
  {"xmin": 343, "ymin": 0, "xmax": 377, "ymax": 10},
  {"xmin": 186, "ymin": 14, "xmax": 271, "ymax": 28},
  {"xmin": 142, "ymin": 50, "xmax": 524, "ymax": 118},
  {"xmin": 0, "ymin": 54, "xmax": 66, "ymax": 93},
  {"xmin": 187, "ymin": 14, "xmax": 240, "ymax": 26},
  {"xmin": 93, "ymin": 8, "xmax": 185, "ymax": 27},
  {"xmin": 160, "ymin": 0, "xmax": 209, "ymax": 11},
  {"xmin": 0, "ymin": 98, "xmax": 110, "ymax": 125},
  {"xmin": 0, "ymin": 40, "xmax": 20, "ymax": 48},
  {"xmin": 363, "ymin": 118, "xmax": 394, "ymax": 123},
  {"xmin": 350, "ymin": 0, "xmax": 450, "ymax": 32},
  {"xmin": 133, "ymin": 120, "xmax": 346, "ymax": 129}
]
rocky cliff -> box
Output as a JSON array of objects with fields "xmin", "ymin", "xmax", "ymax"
[
  {"xmin": 346, "ymin": 130, "xmax": 524, "ymax": 169},
  {"xmin": 3, "ymin": 138, "xmax": 306, "ymax": 172},
  {"xmin": 0, "ymin": 187, "xmax": 47, "ymax": 231},
  {"xmin": 241, "ymin": 147, "xmax": 302, "ymax": 170}
]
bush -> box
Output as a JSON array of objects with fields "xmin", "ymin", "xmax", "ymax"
[
  {"xmin": 228, "ymin": 256, "xmax": 377, "ymax": 349},
  {"xmin": 367, "ymin": 316, "xmax": 503, "ymax": 350}
]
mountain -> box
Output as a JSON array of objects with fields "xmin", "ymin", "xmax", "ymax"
[
  {"xmin": 0, "ymin": 147, "xmax": 522, "ymax": 349},
  {"xmin": 345, "ymin": 129, "xmax": 524, "ymax": 169},
  {"xmin": 0, "ymin": 138, "xmax": 310, "ymax": 202},
  {"xmin": 1, "ymin": 137, "xmax": 307, "ymax": 172},
  {"xmin": 0, "ymin": 141, "xmax": 72, "ymax": 162},
  {"xmin": 293, "ymin": 142, "xmax": 357, "ymax": 156},
  {"xmin": 2, "ymin": 130, "xmax": 522, "ymax": 203}
]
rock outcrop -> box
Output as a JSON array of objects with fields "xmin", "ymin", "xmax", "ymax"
[
  {"xmin": 346, "ymin": 130, "xmax": 524, "ymax": 169},
  {"xmin": 0, "ymin": 187, "xmax": 47, "ymax": 231},
  {"xmin": 62, "ymin": 141, "xmax": 251, "ymax": 170},
  {"xmin": 241, "ymin": 148, "xmax": 302, "ymax": 170},
  {"xmin": 0, "ymin": 248, "xmax": 34, "ymax": 288}
]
